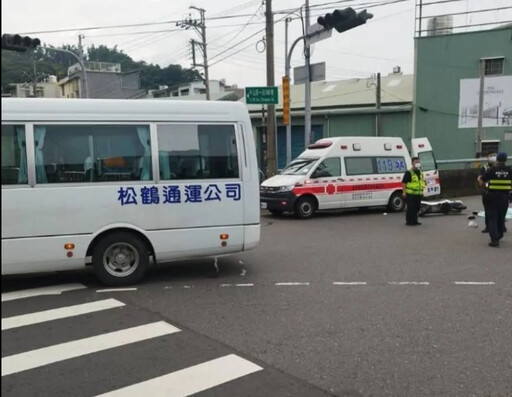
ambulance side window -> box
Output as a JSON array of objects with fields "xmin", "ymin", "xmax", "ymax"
[
  {"xmin": 313, "ymin": 157, "xmax": 341, "ymax": 178},
  {"xmin": 345, "ymin": 157, "xmax": 374, "ymax": 176}
]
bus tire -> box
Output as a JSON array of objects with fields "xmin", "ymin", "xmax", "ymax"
[
  {"xmin": 388, "ymin": 192, "xmax": 405, "ymax": 212},
  {"xmin": 92, "ymin": 232, "xmax": 149, "ymax": 286},
  {"xmin": 294, "ymin": 196, "xmax": 316, "ymax": 219}
]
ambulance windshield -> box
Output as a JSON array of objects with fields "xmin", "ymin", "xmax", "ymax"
[{"xmin": 282, "ymin": 157, "xmax": 319, "ymax": 175}]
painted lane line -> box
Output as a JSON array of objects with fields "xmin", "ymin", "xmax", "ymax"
[
  {"xmin": 240, "ymin": 269, "xmax": 247, "ymax": 276},
  {"xmin": 235, "ymin": 283, "xmax": 254, "ymax": 287},
  {"xmin": 275, "ymin": 282, "xmax": 310, "ymax": 286},
  {"xmin": 453, "ymin": 281, "xmax": 495, "ymax": 285},
  {"xmin": 333, "ymin": 282, "xmax": 367, "ymax": 285},
  {"xmin": 1, "ymin": 283, "xmax": 86, "ymax": 302},
  {"xmin": 96, "ymin": 288, "xmax": 138, "ymax": 293},
  {"xmin": 220, "ymin": 284, "xmax": 234, "ymax": 287},
  {"xmin": 2, "ymin": 299, "xmax": 125, "ymax": 331},
  {"xmin": 388, "ymin": 282, "xmax": 430, "ymax": 285},
  {"xmin": 95, "ymin": 354, "xmax": 263, "ymax": 397},
  {"xmin": 1, "ymin": 321, "xmax": 180, "ymax": 377}
]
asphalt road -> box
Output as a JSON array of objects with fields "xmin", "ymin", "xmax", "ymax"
[{"xmin": 2, "ymin": 196, "xmax": 511, "ymax": 396}]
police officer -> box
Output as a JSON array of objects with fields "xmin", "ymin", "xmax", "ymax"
[
  {"xmin": 478, "ymin": 153, "xmax": 496, "ymax": 233},
  {"xmin": 478, "ymin": 152, "xmax": 512, "ymax": 247},
  {"xmin": 402, "ymin": 157, "xmax": 426, "ymax": 226}
]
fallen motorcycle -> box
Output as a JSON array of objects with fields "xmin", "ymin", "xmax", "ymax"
[{"xmin": 418, "ymin": 199, "xmax": 467, "ymax": 217}]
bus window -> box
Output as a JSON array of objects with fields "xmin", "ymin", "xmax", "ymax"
[
  {"xmin": 1, "ymin": 125, "xmax": 27, "ymax": 185},
  {"xmin": 157, "ymin": 124, "xmax": 239, "ymax": 180},
  {"xmin": 34, "ymin": 124, "xmax": 152, "ymax": 184}
]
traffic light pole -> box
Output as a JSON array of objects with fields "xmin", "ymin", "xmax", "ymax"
[
  {"xmin": 42, "ymin": 46, "xmax": 89, "ymax": 98},
  {"xmin": 304, "ymin": 0, "xmax": 312, "ymax": 148}
]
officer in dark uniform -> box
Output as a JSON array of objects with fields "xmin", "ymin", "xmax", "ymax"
[
  {"xmin": 478, "ymin": 152, "xmax": 512, "ymax": 247},
  {"xmin": 478, "ymin": 153, "xmax": 496, "ymax": 233}
]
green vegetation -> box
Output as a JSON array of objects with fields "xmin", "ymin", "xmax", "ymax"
[{"xmin": 1, "ymin": 44, "xmax": 201, "ymax": 93}]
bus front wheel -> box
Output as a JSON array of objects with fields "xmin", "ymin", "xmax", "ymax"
[{"xmin": 92, "ymin": 232, "xmax": 149, "ymax": 286}]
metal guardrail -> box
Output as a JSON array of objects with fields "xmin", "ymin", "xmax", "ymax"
[{"xmin": 437, "ymin": 156, "xmax": 512, "ymax": 165}]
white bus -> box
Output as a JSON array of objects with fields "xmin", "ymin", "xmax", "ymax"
[{"xmin": 1, "ymin": 98, "xmax": 260, "ymax": 285}]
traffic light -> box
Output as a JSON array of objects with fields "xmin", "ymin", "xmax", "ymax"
[
  {"xmin": 1, "ymin": 34, "xmax": 41, "ymax": 52},
  {"xmin": 317, "ymin": 7, "xmax": 373, "ymax": 33},
  {"xmin": 282, "ymin": 76, "xmax": 290, "ymax": 125}
]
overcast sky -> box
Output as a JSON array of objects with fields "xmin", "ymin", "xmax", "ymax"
[{"xmin": 2, "ymin": 0, "xmax": 511, "ymax": 87}]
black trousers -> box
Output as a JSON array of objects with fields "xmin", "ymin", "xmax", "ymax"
[
  {"xmin": 481, "ymin": 192, "xmax": 491, "ymax": 229},
  {"xmin": 406, "ymin": 194, "xmax": 422, "ymax": 225},
  {"xmin": 487, "ymin": 192, "xmax": 509, "ymax": 243}
]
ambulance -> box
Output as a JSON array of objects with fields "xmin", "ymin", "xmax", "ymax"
[{"xmin": 260, "ymin": 136, "xmax": 440, "ymax": 218}]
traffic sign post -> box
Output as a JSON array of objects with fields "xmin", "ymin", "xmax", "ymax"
[{"xmin": 245, "ymin": 86, "xmax": 278, "ymax": 105}]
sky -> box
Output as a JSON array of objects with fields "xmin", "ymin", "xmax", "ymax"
[{"xmin": 2, "ymin": 0, "xmax": 511, "ymax": 88}]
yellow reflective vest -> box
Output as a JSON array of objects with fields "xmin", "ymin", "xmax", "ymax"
[{"xmin": 406, "ymin": 169, "xmax": 426, "ymax": 196}]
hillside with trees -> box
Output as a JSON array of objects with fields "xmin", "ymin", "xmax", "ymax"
[{"xmin": 1, "ymin": 44, "xmax": 201, "ymax": 93}]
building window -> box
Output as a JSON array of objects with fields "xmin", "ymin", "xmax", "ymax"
[
  {"xmin": 157, "ymin": 124, "xmax": 239, "ymax": 180},
  {"xmin": 481, "ymin": 141, "xmax": 500, "ymax": 157},
  {"xmin": 180, "ymin": 89, "xmax": 189, "ymax": 96},
  {"xmin": 34, "ymin": 124, "xmax": 152, "ymax": 184},
  {"xmin": 484, "ymin": 58, "xmax": 504, "ymax": 76}
]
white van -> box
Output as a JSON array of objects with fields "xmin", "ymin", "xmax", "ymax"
[
  {"xmin": 1, "ymin": 98, "xmax": 260, "ymax": 285},
  {"xmin": 260, "ymin": 136, "xmax": 440, "ymax": 218}
]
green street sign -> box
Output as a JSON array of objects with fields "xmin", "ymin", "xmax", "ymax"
[{"xmin": 245, "ymin": 86, "xmax": 278, "ymax": 104}]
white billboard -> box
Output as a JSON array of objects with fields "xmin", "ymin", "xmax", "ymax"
[{"xmin": 458, "ymin": 75, "xmax": 512, "ymax": 128}]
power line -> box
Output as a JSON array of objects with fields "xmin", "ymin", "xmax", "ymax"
[{"xmin": 18, "ymin": 13, "xmax": 260, "ymax": 35}]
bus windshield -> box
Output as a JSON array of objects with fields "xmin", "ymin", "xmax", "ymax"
[{"xmin": 281, "ymin": 157, "xmax": 319, "ymax": 175}]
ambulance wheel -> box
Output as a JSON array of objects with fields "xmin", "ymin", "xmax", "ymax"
[
  {"xmin": 269, "ymin": 209, "xmax": 284, "ymax": 216},
  {"xmin": 92, "ymin": 232, "xmax": 149, "ymax": 286},
  {"xmin": 294, "ymin": 196, "xmax": 316, "ymax": 219},
  {"xmin": 388, "ymin": 192, "xmax": 405, "ymax": 212}
]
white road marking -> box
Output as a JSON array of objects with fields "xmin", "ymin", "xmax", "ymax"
[
  {"xmin": 240, "ymin": 269, "xmax": 247, "ymax": 276},
  {"xmin": 388, "ymin": 282, "xmax": 430, "ymax": 285},
  {"xmin": 220, "ymin": 284, "xmax": 233, "ymax": 287},
  {"xmin": 453, "ymin": 281, "xmax": 495, "ymax": 285},
  {"xmin": 1, "ymin": 299, "xmax": 125, "ymax": 331},
  {"xmin": 1, "ymin": 321, "xmax": 180, "ymax": 377},
  {"xmin": 333, "ymin": 282, "xmax": 367, "ymax": 285},
  {"xmin": 96, "ymin": 288, "xmax": 138, "ymax": 293},
  {"xmin": 275, "ymin": 282, "xmax": 310, "ymax": 286},
  {"xmin": 95, "ymin": 354, "xmax": 263, "ymax": 397},
  {"xmin": 1, "ymin": 283, "xmax": 87, "ymax": 302},
  {"xmin": 235, "ymin": 283, "xmax": 254, "ymax": 287},
  {"xmin": 182, "ymin": 285, "xmax": 194, "ymax": 289}
]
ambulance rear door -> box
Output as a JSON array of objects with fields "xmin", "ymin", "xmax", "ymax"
[{"xmin": 411, "ymin": 138, "xmax": 441, "ymax": 197}]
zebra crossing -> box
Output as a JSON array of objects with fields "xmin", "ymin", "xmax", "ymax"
[{"xmin": 1, "ymin": 283, "xmax": 264, "ymax": 396}]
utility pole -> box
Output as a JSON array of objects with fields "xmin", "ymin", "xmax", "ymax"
[
  {"xmin": 32, "ymin": 60, "xmax": 37, "ymax": 97},
  {"xmin": 375, "ymin": 72, "xmax": 382, "ymax": 136},
  {"xmin": 77, "ymin": 34, "xmax": 89, "ymax": 99},
  {"xmin": 304, "ymin": 0, "xmax": 312, "ymax": 147},
  {"xmin": 476, "ymin": 59, "xmax": 485, "ymax": 156},
  {"xmin": 180, "ymin": 7, "xmax": 210, "ymax": 100},
  {"xmin": 285, "ymin": 17, "xmax": 292, "ymax": 165},
  {"xmin": 265, "ymin": 0, "xmax": 277, "ymax": 176}
]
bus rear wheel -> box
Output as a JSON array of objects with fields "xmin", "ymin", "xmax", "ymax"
[{"xmin": 92, "ymin": 232, "xmax": 149, "ymax": 286}]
